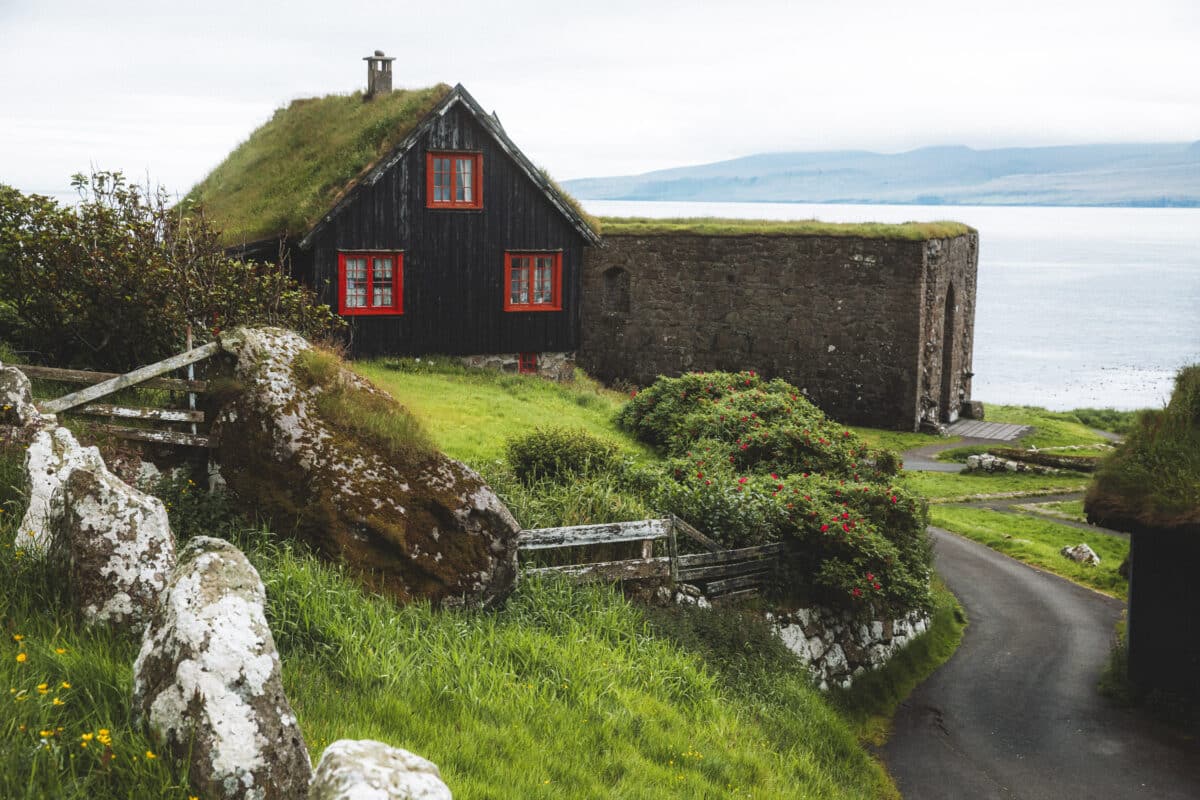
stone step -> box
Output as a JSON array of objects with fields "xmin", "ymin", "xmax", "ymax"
[{"xmin": 946, "ymin": 420, "xmax": 1030, "ymax": 442}]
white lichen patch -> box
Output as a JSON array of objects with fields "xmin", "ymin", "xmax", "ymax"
[
  {"xmin": 309, "ymin": 739, "xmax": 452, "ymax": 800},
  {"xmin": 19, "ymin": 426, "xmax": 108, "ymax": 554},
  {"xmin": 61, "ymin": 466, "xmax": 175, "ymax": 627},
  {"xmin": 133, "ymin": 536, "xmax": 311, "ymax": 800}
]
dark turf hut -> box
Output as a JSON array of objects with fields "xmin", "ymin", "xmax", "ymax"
[{"xmin": 1085, "ymin": 365, "xmax": 1200, "ymax": 700}]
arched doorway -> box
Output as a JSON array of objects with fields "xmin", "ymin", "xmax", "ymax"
[{"xmin": 940, "ymin": 284, "xmax": 957, "ymax": 422}]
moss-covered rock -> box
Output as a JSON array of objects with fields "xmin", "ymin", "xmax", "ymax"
[{"xmin": 213, "ymin": 327, "xmax": 520, "ymax": 607}]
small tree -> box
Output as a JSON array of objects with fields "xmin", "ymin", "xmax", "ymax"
[{"xmin": 0, "ymin": 171, "xmax": 339, "ymax": 371}]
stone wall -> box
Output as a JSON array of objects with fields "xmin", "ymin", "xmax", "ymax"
[
  {"xmin": 579, "ymin": 233, "xmax": 977, "ymax": 430},
  {"xmin": 459, "ymin": 350, "xmax": 575, "ymax": 381},
  {"xmin": 773, "ymin": 606, "xmax": 932, "ymax": 690}
]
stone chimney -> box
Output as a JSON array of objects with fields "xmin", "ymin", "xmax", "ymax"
[{"xmin": 364, "ymin": 50, "xmax": 396, "ymax": 99}]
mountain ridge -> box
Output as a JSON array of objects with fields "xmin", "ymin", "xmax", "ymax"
[{"xmin": 564, "ymin": 142, "xmax": 1200, "ymax": 207}]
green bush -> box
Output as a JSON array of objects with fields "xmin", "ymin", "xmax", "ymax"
[
  {"xmin": 505, "ymin": 427, "xmax": 620, "ymax": 485},
  {"xmin": 617, "ymin": 372, "xmax": 930, "ymax": 616},
  {"xmin": 0, "ymin": 172, "xmax": 339, "ymax": 372}
]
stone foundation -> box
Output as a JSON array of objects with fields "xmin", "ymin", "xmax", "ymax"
[
  {"xmin": 459, "ymin": 351, "xmax": 575, "ymax": 381},
  {"xmin": 772, "ymin": 606, "xmax": 931, "ymax": 690}
]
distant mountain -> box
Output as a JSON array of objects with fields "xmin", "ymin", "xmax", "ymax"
[{"xmin": 564, "ymin": 143, "xmax": 1200, "ymax": 207}]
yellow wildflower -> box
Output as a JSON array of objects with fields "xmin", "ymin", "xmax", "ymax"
[
  {"xmin": 81, "ymin": 733, "xmax": 94, "ymax": 741},
  {"xmin": 52, "ymin": 697, "xmax": 64, "ymax": 706},
  {"xmin": 145, "ymin": 750, "xmax": 157, "ymax": 759},
  {"xmin": 60, "ymin": 681, "xmax": 70, "ymax": 689},
  {"xmin": 39, "ymin": 729, "xmax": 53, "ymax": 738},
  {"xmin": 15, "ymin": 653, "xmax": 26, "ymax": 663},
  {"xmin": 11, "ymin": 634, "xmax": 22, "ymax": 642},
  {"xmin": 54, "ymin": 647, "xmax": 66, "ymax": 655},
  {"xmin": 36, "ymin": 683, "xmax": 48, "ymax": 694}
]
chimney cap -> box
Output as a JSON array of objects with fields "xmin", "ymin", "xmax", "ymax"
[{"xmin": 364, "ymin": 49, "xmax": 395, "ymax": 62}]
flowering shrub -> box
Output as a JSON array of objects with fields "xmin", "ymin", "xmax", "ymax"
[
  {"xmin": 506, "ymin": 427, "xmax": 621, "ymax": 485},
  {"xmin": 619, "ymin": 372, "xmax": 930, "ymax": 615}
]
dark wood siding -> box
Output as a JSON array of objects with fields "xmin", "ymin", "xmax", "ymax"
[{"xmin": 305, "ymin": 103, "xmax": 587, "ymax": 358}]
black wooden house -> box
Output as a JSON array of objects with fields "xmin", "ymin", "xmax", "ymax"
[{"xmin": 189, "ymin": 56, "xmax": 600, "ymax": 373}]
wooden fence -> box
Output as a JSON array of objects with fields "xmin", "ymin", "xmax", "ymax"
[
  {"xmin": 518, "ymin": 515, "xmax": 787, "ymax": 603},
  {"xmin": 26, "ymin": 337, "xmax": 229, "ymax": 449}
]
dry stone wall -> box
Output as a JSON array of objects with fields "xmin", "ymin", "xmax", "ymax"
[
  {"xmin": 772, "ymin": 606, "xmax": 931, "ymax": 690},
  {"xmin": 580, "ymin": 233, "xmax": 978, "ymax": 430}
]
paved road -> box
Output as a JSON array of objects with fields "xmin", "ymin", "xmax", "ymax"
[{"xmin": 883, "ymin": 529, "xmax": 1200, "ymax": 799}]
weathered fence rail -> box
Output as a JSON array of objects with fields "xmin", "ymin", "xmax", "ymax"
[
  {"xmin": 518, "ymin": 515, "xmax": 786, "ymax": 601},
  {"xmin": 25, "ymin": 339, "xmax": 229, "ymax": 449}
]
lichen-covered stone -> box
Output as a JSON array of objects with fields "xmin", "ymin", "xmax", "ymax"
[
  {"xmin": 18, "ymin": 426, "xmax": 107, "ymax": 554},
  {"xmin": 55, "ymin": 467, "xmax": 175, "ymax": 628},
  {"xmin": 133, "ymin": 536, "xmax": 311, "ymax": 800},
  {"xmin": 309, "ymin": 739, "xmax": 452, "ymax": 800},
  {"xmin": 0, "ymin": 363, "xmax": 41, "ymax": 427},
  {"xmin": 1060, "ymin": 543, "xmax": 1101, "ymax": 566},
  {"xmin": 213, "ymin": 327, "xmax": 521, "ymax": 607}
]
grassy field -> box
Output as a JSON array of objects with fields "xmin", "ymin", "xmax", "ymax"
[
  {"xmin": 900, "ymin": 469, "xmax": 1090, "ymax": 503},
  {"xmin": 985, "ymin": 405, "xmax": 1114, "ymax": 449},
  {"xmin": 929, "ymin": 507, "xmax": 1128, "ymax": 599},
  {"xmin": 354, "ymin": 359, "xmax": 651, "ymax": 466}
]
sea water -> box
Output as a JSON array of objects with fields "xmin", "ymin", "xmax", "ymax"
[{"xmin": 584, "ymin": 200, "xmax": 1200, "ymax": 411}]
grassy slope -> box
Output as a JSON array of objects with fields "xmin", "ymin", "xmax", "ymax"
[
  {"xmin": 353, "ymin": 360, "xmax": 653, "ymax": 466},
  {"xmin": 600, "ymin": 217, "xmax": 973, "ymax": 241},
  {"xmin": 929, "ymin": 507, "xmax": 1128, "ymax": 599},
  {"xmin": 0, "ymin": 464, "xmax": 897, "ymax": 799},
  {"xmin": 184, "ymin": 86, "xmax": 452, "ymax": 245},
  {"xmin": 900, "ymin": 470, "xmax": 1090, "ymax": 503}
]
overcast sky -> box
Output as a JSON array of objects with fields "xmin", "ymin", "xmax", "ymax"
[{"xmin": 3, "ymin": 0, "xmax": 1199, "ymax": 203}]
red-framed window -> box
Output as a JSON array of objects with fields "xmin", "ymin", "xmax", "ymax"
[
  {"xmin": 426, "ymin": 151, "xmax": 483, "ymax": 209},
  {"xmin": 518, "ymin": 353, "xmax": 538, "ymax": 374},
  {"xmin": 338, "ymin": 252, "xmax": 403, "ymax": 315},
  {"xmin": 504, "ymin": 251, "xmax": 562, "ymax": 312}
]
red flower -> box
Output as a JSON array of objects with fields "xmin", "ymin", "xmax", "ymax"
[
  {"xmin": 820, "ymin": 524, "xmax": 830, "ymax": 532},
  {"xmin": 873, "ymin": 582, "xmax": 881, "ymax": 591},
  {"xmin": 738, "ymin": 477, "xmax": 748, "ymax": 484},
  {"xmin": 630, "ymin": 390, "xmax": 638, "ymax": 398},
  {"xmin": 740, "ymin": 443, "xmax": 748, "ymax": 450},
  {"xmin": 851, "ymin": 588, "xmax": 863, "ymax": 598},
  {"xmin": 866, "ymin": 572, "xmax": 875, "ymax": 581},
  {"xmin": 890, "ymin": 495, "xmax": 898, "ymax": 503},
  {"xmin": 696, "ymin": 472, "xmax": 704, "ymax": 479},
  {"xmin": 770, "ymin": 473, "xmax": 778, "ymax": 480}
]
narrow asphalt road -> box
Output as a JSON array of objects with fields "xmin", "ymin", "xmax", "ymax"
[{"xmin": 883, "ymin": 528, "xmax": 1200, "ymax": 799}]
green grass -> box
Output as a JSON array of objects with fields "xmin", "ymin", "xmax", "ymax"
[
  {"xmin": 184, "ymin": 86, "xmax": 453, "ymax": 245},
  {"xmin": 1028, "ymin": 499, "xmax": 1087, "ymax": 523},
  {"xmin": 984, "ymin": 404, "xmax": 1114, "ymax": 449},
  {"xmin": 295, "ymin": 348, "xmax": 435, "ymax": 466},
  {"xmin": 900, "ymin": 469, "xmax": 1090, "ymax": 502},
  {"xmin": 829, "ymin": 579, "xmax": 966, "ymax": 745},
  {"xmin": 929, "ymin": 506, "xmax": 1128, "ymax": 599},
  {"xmin": 599, "ymin": 217, "xmax": 973, "ymax": 241},
  {"xmin": 353, "ymin": 359, "xmax": 654, "ymax": 466},
  {"xmin": 848, "ymin": 426, "xmax": 954, "ymax": 455}
]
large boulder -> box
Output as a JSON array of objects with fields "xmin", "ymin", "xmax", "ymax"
[
  {"xmin": 132, "ymin": 536, "xmax": 311, "ymax": 800},
  {"xmin": 309, "ymin": 739, "xmax": 452, "ymax": 800},
  {"xmin": 17, "ymin": 426, "xmax": 107, "ymax": 554},
  {"xmin": 212, "ymin": 328, "xmax": 520, "ymax": 607},
  {"xmin": 1060, "ymin": 543, "xmax": 1101, "ymax": 566},
  {"xmin": 54, "ymin": 466, "xmax": 175, "ymax": 628}
]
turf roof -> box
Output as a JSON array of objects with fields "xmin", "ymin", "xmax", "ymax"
[
  {"xmin": 1086, "ymin": 365, "xmax": 1200, "ymax": 535},
  {"xmin": 599, "ymin": 217, "xmax": 974, "ymax": 241},
  {"xmin": 184, "ymin": 85, "xmax": 453, "ymax": 246}
]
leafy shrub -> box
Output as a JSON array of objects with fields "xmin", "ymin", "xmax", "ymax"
[
  {"xmin": 618, "ymin": 372, "xmax": 930, "ymax": 615},
  {"xmin": 506, "ymin": 427, "xmax": 620, "ymax": 485},
  {"xmin": 617, "ymin": 371, "xmax": 898, "ymax": 480},
  {"xmin": 0, "ymin": 172, "xmax": 339, "ymax": 372},
  {"xmin": 149, "ymin": 470, "xmax": 241, "ymax": 543}
]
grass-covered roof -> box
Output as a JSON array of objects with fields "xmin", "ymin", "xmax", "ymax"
[
  {"xmin": 184, "ymin": 85, "xmax": 453, "ymax": 246},
  {"xmin": 599, "ymin": 217, "xmax": 974, "ymax": 241},
  {"xmin": 1086, "ymin": 365, "xmax": 1200, "ymax": 535}
]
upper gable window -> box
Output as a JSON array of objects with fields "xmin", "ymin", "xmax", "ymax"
[
  {"xmin": 426, "ymin": 152, "xmax": 482, "ymax": 209},
  {"xmin": 339, "ymin": 252, "xmax": 402, "ymax": 315}
]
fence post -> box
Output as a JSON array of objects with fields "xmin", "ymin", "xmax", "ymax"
[
  {"xmin": 186, "ymin": 325, "xmax": 198, "ymax": 436},
  {"xmin": 668, "ymin": 515, "xmax": 680, "ymax": 584}
]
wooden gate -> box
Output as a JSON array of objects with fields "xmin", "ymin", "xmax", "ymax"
[
  {"xmin": 518, "ymin": 515, "xmax": 787, "ymax": 603},
  {"xmin": 28, "ymin": 338, "xmax": 229, "ymax": 449}
]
